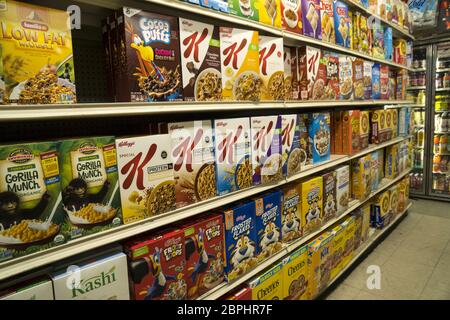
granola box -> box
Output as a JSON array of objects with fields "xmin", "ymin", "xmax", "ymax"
[
  {"xmin": 335, "ymin": 165, "xmax": 350, "ymax": 215},
  {"xmin": 338, "ymin": 55, "xmax": 353, "ymax": 100},
  {"xmin": 0, "ymin": 0, "xmax": 76, "ymax": 104},
  {"xmin": 342, "ymin": 110, "xmax": 360, "ymax": 155},
  {"xmin": 281, "ymin": 183, "xmax": 302, "ymax": 242},
  {"xmin": 352, "ymin": 58, "xmax": 364, "ymax": 100},
  {"xmin": 116, "ymin": 8, "xmax": 182, "ymax": 102},
  {"xmin": 282, "ymin": 245, "xmax": 309, "ymax": 300},
  {"xmin": 333, "ymin": 1, "xmax": 351, "ymax": 48},
  {"xmin": 0, "ymin": 278, "xmax": 54, "ymax": 300},
  {"xmin": 321, "ymin": 0, "xmax": 335, "ymax": 43},
  {"xmin": 179, "ymin": 18, "xmax": 222, "ymax": 102},
  {"xmin": 363, "ymin": 61, "xmax": 373, "ymax": 100},
  {"xmin": 115, "ymin": 135, "xmax": 175, "ymax": 225},
  {"xmin": 281, "ymin": 0, "xmax": 303, "ymax": 34},
  {"xmin": 0, "ymin": 142, "xmax": 65, "ymax": 261},
  {"xmin": 213, "ymin": 117, "xmax": 252, "ymax": 196},
  {"xmin": 251, "ymin": 115, "xmax": 283, "ymax": 185},
  {"xmin": 168, "ymin": 121, "xmax": 216, "ymax": 208},
  {"xmin": 372, "ymin": 63, "xmax": 381, "ymax": 99},
  {"xmin": 249, "ymin": 262, "xmax": 283, "ymax": 300},
  {"xmin": 324, "ymin": 51, "xmax": 340, "ymax": 100},
  {"xmin": 284, "ymin": 46, "xmax": 294, "ymax": 100},
  {"xmin": 372, "ymin": 20, "xmax": 385, "ymax": 60},
  {"xmin": 308, "ymin": 113, "xmax": 331, "ymax": 164},
  {"xmin": 380, "ymin": 65, "xmax": 389, "ymax": 100},
  {"xmin": 258, "ymin": 36, "xmax": 284, "ymax": 101},
  {"xmin": 360, "ymin": 110, "xmax": 370, "ymax": 149},
  {"xmin": 259, "ymin": 0, "xmax": 282, "ymax": 28},
  {"xmin": 299, "ymin": 114, "xmax": 313, "ymax": 165},
  {"xmin": 223, "ymin": 201, "xmax": 258, "ymax": 282},
  {"xmin": 322, "ymin": 171, "xmax": 337, "ymax": 223},
  {"xmin": 301, "ymin": 0, "xmax": 322, "ymax": 39},
  {"xmin": 58, "ymin": 137, "xmax": 122, "ymax": 241},
  {"xmin": 281, "ymin": 114, "xmax": 303, "ymax": 177},
  {"xmin": 228, "ymin": 0, "xmax": 259, "ymax": 21},
  {"xmin": 301, "ymin": 176, "xmax": 323, "ymax": 235},
  {"xmin": 351, "ymin": 154, "xmax": 372, "ymax": 200},
  {"xmin": 125, "ymin": 229, "xmax": 187, "ymax": 300},
  {"xmin": 219, "ymin": 27, "xmax": 261, "ymax": 101}
]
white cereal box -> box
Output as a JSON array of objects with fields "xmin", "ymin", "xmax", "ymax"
[
  {"xmin": 259, "ymin": 36, "xmax": 284, "ymax": 101},
  {"xmin": 281, "ymin": 114, "xmax": 304, "ymax": 177},
  {"xmin": 335, "ymin": 165, "xmax": 350, "ymax": 215},
  {"xmin": 0, "ymin": 279, "xmax": 53, "ymax": 300},
  {"xmin": 284, "ymin": 46, "xmax": 293, "ymax": 100}
]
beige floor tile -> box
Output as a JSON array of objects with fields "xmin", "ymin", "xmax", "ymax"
[
  {"xmin": 422, "ymin": 271, "xmax": 450, "ymax": 294},
  {"xmin": 388, "ymin": 246, "xmax": 443, "ymax": 267},
  {"xmin": 419, "ymin": 286, "xmax": 450, "ymax": 300},
  {"xmin": 398, "ymin": 233, "xmax": 449, "ymax": 252},
  {"xmin": 354, "ymin": 290, "xmax": 387, "ymax": 300},
  {"xmin": 325, "ymin": 284, "xmax": 361, "ymax": 300},
  {"xmin": 373, "ymin": 238, "xmax": 403, "ymax": 256},
  {"xmin": 382, "ymin": 258, "xmax": 434, "ymax": 285},
  {"xmin": 367, "ymin": 273, "xmax": 424, "ymax": 300}
]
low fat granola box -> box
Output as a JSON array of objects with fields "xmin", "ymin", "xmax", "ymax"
[
  {"xmin": 258, "ymin": 35, "xmax": 284, "ymax": 101},
  {"xmin": 281, "ymin": 114, "xmax": 303, "ymax": 177},
  {"xmin": 301, "ymin": 0, "xmax": 322, "ymax": 39},
  {"xmin": 281, "ymin": 0, "xmax": 303, "ymax": 34},
  {"xmin": 281, "ymin": 183, "xmax": 302, "ymax": 242}
]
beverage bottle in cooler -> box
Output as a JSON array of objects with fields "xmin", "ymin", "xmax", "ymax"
[
  {"xmin": 434, "ymin": 135, "xmax": 441, "ymax": 154},
  {"xmin": 443, "ymin": 112, "xmax": 450, "ymax": 131},
  {"xmin": 417, "ymin": 128, "xmax": 425, "ymax": 148},
  {"xmin": 433, "ymin": 155, "xmax": 441, "ymax": 172},
  {"xmin": 440, "ymin": 135, "xmax": 447, "ymax": 154},
  {"xmin": 435, "ymin": 114, "xmax": 443, "ymax": 132}
]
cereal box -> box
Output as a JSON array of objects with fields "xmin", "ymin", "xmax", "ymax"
[
  {"xmin": 301, "ymin": 0, "xmax": 322, "ymax": 39},
  {"xmin": 284, "ymin": 47, "xmax": 294, "ymax": 100},
  {"xmin": 308, "ymin": 113, "xmax": 331, "ymax": 164},
  {"xmin": 352, "ymin": 210, "xmax": 363, "ymax": 251},
  {"xmin": 0, "ymin": 278, "xmax": 54, "ymax": 300},
  {"xmin": 253, "ymin": 190, "xmax": 283, "ymax": 262},
  {"xmin": 370, "ymin": 109, "xmax": 385, "ymax": 144},
  {"xmin": 368, "ymin": 0, "xmax": 377, "ymax": 14},
  {"xmin": 330, "ymin": 224, "xmax": 345, "ymax": 280},
  {"xmin": 58, "ymin": 137, "xmax": 122, "ymax": 241},
  {"xmin": 370, "ymin": 151, "xmax": 381, "ymax": 191},
  {"xmin": 282, "ymin": 245, "xmax": 308, "ymax": 300},
  {"xmin": 384, "ymin": 27, "xmax": 393, "ymax": 61},
  {"xmin": 0, "ymin": 0, "xmax": 76, "ymax": 104},
  {"xmin": 259, "ymin": 36, "xmax": 284, "ymax": 101},
  {"xmin": 125, "ymin": 229, "xmax": 187, "ymax": 300},
  {"xmin": 213, "ymin": 118, "xmax": 252, "ymax": 196},
  {"xmin": 115, "ymin": 135, "xmax": 175, "ymax": 225},
  {"xmin": 333, "ymin": 111, "xmax": 343, "ymax": 154},
  {"xmin": 352, "ymin": 58, "xmax": 364, "ymax": 100},
  {"xmin": 183, "ymin": 214, "xmax": 225, "ymax": 299},
  {"xmin": 281, "ymin": 0, "xmax": 303, "ymax": 35},
  {"xmin": 281, "ymin": 183, "xmax": 302, "ymax": 242},
  {"xmin": 342, "ymin": 216, "xmax": 356, "ymax": 267},
  {"xmin": 0, "ymin": 142, "xmax": 65, "ymax": 261},
  {"xmin": 297, "ymin": 47, "xmax": 309, "ymax": 100},
  {"xmin": 307, "ymin": 232, "xmax": 333, "ymax": 297},
  {"xmin": 251, "ymin": 115, "xmax": 283, "ymax": 185},
  {"xmin": 298, "ymin": 46, "xmax": 320, "ymax": 100},
  {"xmin": 116, "ymin": 8, "xmax": 182, "ymax": 102},
  {"xmin": 359, "ymin": 0, "xmax": 369, "ymax": 8},
  {"xmin": 396, "ymin": 69, "xmax": 407, "ymax": 100},
  {"xmin": 388, "ymin": 185, "xmax": 399, "ymax": 215},
  {"xmin": 391, "ymin": 108, "xmax": 398, "ymax": 138},
  {"xmin": 179, "ymin": 18, "xmax": 222, "ymax": 102},
  {"xmin": 363, "ymin": 61, "xmax": 373, "ymax": 100},
  {"xmin": 385, "ymin": 144, "xmax": 398, "ymax": 179},
  {"xmin": 259, "ymin": 0, "xmax": 282, "ymax": 28},
  {"xmin": 335, "ymin": 165, "xmax": 350, "ymax": 215},
  {"xmin": 211, "ymin": 0, "xmax": 229, "ymax": 12},
  {"xmin": 342, "ymin": 110, "xmax": 360, "ymax": 155},
  {"xmin": 360, "ymin": 111, "xmax": 370, "ymax": 149},
  {"xmin": 394, "ymin": 39, "xmax": 407, "ymax": 66},
  {"xmin": 168, "ymin": 121, "xmax": 216, "ymax": 208},
  {"xmin": 385, "ymin": 109, "xmax": 393, "ymax": 140},
  {"xmin": 397, "ymin": 179, "xmax": 407, "ymax": 212},
  {"xmin": 353, "ymin": 12, "xmax": 371, "ymax": 55},
  {"xmin": 301, "ymin": 176, "xmax": 323, "ymax": 235},
  {"xmin": 338, "ymin": 55, "xmax": 353, "ymax": 100},
  {"xmin": 351, "ymin": 154, "xmax": 372, "ymax": 200},
  {"xmin": 321, "ymin": 0, "xmax": 335, "ymax": 43},
  {"xmin": 299, "ymin": 114, "xmax": 313, "ymax": 165},
  {"xmin": 333, "ymin": 1, "xmax": 351, "ymax": 48},
  {"xmin": 249, "ymin": 262, "xmax": 283, "ymax": 300},
  {"xmin": 324, "ymin": 51, "xmax": 340, "ymax": 100},
  {"xmin": 228, "ymin": 0, "xmax": 259, "ymax": 21},
  {"xmin": 372, "ymin": 20, "xmax": 385, "ymax": 60},
  {"xmin": 388, "ymin": 69, "xmax": 396, "ymax": 100},
  {"xmin": 371, "ymin": 191, "xmax": 392, "ymax": 229},
  {"xmin": 322, "ymin": 171, "xmax": 337, "ymax": 223},
  {"xmin": 372, "ymin": 63, "xmax": 381, "ymax": 100},
  {"xmin": 386, "ymin": 0, "xmax": 393, "ymax": 22},
  {"xmin": 223, "ymin": 201, "xmax": 258, "ymax": 282},
  {"xmin": 219, "ymin": 27, "xmax": 261, "ymax": 101},
  {"xmin": 380, "ymin": 65, "xmax": 389, "ymax": 100},
  {"xmin": 360, "ymin": 203, "xmax": 371, "ymax": 243},
  {"xmin": 378, "ymin": 0, "xmax": 387, "ymax": 19},
  {"xmin": 281, "ymin": 114, "xmax": 303, "ymax": 177}
]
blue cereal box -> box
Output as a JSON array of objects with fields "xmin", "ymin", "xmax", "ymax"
[
  {"xmin": 253, "ymin": 190, "xmax": 283, "ymax": 262},
  {"xmin": 223, "ymin": 201, "xmax": 258, "ymax": 282},
  {"xmin": 333, "ymin": 1, "xmax": 351, "ymax": 48},
  {"xmin": 281, "ymin": 114, "xmax": 303, "ymax": 177},
  {"xmin": 384, "ymin": 27, "xmax": 393, "ymax": 61},
  {"xmin": 214, "ymin": 118, "xmax": 252, "ymax": 196},
  {"xmin": 308, "ymin": 113, "xmax": 331, "ymax": 164},
  {"xmin": 211, "ymin": 0, "xmax": 229, "ymax": 12},
  {"xmin": 372, "ymin": 63, "xmax": 381, "ymax": 99},
  {"xmin": 371, "ymin": 151, "xmax": 381, "ymax": 191},
  {"xmin": 372, "ymin": 20, "xmax": 385, "ymax": 60}
]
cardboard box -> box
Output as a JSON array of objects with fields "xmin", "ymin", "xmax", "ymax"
[
  {"xmin": 388, "ymin": 185, "xmax": 399, "ymax": 215},
  {"xmin": 351, "ymin": 154, "xmax": 372, "ymax": 200},
  {"xmin": 341, "ymin": 216, "xmax": 356, "ymax": 268},
  {"xmin": 307, "ymin": 232, "xmax": 333, "ymax": 297},
  {"xmin": 380, "ymin": 65, "xmax": 389, "ymax": 100},
  {"xmin": 385, "ymin": 109, "xmax": 393, "ymax": 140},
  {"xmin": 338, "ymin": 55, "xmax": 353, "ymax": 100},
  {"xmin": 281, "ymin": 183, "xmax": 302, "ymax": 242},
  {"xmin": 389, "ymin": 69, "xmax": 396, "ymax": 100},
  {"xmin": 391, "ymin": 108, "xmax": 399, "ymax": 138},
  {"xmin": 322, "ymin": 171, "xmax": 337, "ymax": 223},
  {"xmin": 282, "ymin": 245, "xmax": 309, "ymax": 300},
  {"xmin": 301, "ymin": 176, "xmax": 323, "ymax": 235},
  {"xmin": 363, "ymin": 61, "xmax": 373, "ymax": 100},
  {"xmin": 228, "ymin": 0, "xmax": 259, "ymax": 21},
  {"xmin": 308, "ymin": 113, "xmax": 331, "ymax": 163},
  {"xmin": 385, "ymin": 144, "xmax": 398, "ymax": 179},
  {"xmin": 249, "ymin": 262, "xmax": 283, "ymax": 300},
  {"xmin": 372, "ymin": 20, "xmax": 385, "ymax": 60},
  {"xmin": 301, "ymin": 0, "xmax": 322, "ymax": 39},
  {"xmin": 259, "ymin": 36, "xmax": 284, "ymax": 101},
  {"xmin": 321, "ymin": 0, "xmax": 335, "ymax": 43},
  {"xmin": 370, "ymin": 150, "xmax": 381, "ymax": 191},
  {"xmin": 360, "ymin": 111, "xmax": 370, "ymax": 150},
  {"xmin": 259, "ymin": 0, "xmax": 282, "ymax": 28},
  {"xmin": 335, "ymin": 165, "xmax": 350, "ymax": 215},
  {"xmin": 333, "ymin": 1, "xmax": 351, "ymax": 48},
  {"xmin": 342, "ymin": 110, "xmax": 360, "ymax": 155},
  {"xmin": 284, "ymin": 47, "xmax": 294, "ymax": 100},
  {"xmin": 324, "ymin": 51, "xmax": 340, "ymax": 100},
  {"xmin": 299, "ymin": 114, "xmax": 313, "ymax": 165},
  {"xmin": 384, "ymin": 27, "xmax": 393, "ymax": 61},
  {"xmin": 352, "ymin": 11, "xmax": 371, "ymax": 55},
  {"xmin": 281, "ymin": 0, "xmax": 303, "ymax": 35},
  {"xmin": 0, "ymin": 279, "xmax": 53, "ymax": 300},
  {"xmin": 352, "ymin": 58, "xmax": 364, "ymax": 100},
  {"xmin": 360, "ymin": 203, "xmax": 371, "ymax": 243},
  {"xmin": 297, "ymin": 47, "xmax": 309, "ymax": 100},
  {"xmin": 393, "ymin": 39, "xmax": 407, "ymax": 66},
  {"xmin": 297, "ymin": 46, "xmax": 326, "ymax": 100},
  {"xmin": 372, "ymin": 63, "xmax": 381, "ymax": 100},
  {"xmin": 370, "ymin": 109, "xmax": 386, "ymax": 144},
  {"xmin": 371, "ymin": 191, "xmax": 392, "ymax": 229},
  {"xmin": 281, "ymin": 114, "xmax": 304, "ymax": 177},
  {"xmin": 330, "ymin": 224, "xmax": 345, "ymax": 280}
]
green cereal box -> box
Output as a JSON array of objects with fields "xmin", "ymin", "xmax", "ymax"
[
  {"xmin": 58, "ymin": 137, "xmax": 122, "ymax": 240},
  {"xmin": 228, "ymin": 0, "xmax": 259, "ymax": 21},
  {"xmin": 0, "ymin": 142, "xmax": 65, "ymax": 261}
]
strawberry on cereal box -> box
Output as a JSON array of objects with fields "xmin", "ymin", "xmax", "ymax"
[
  {"xmin": 281, "ymin": 114, "xmax": 304, "ymax": 177},
  {"xmin": 259, "ymin": 36, "xmax": 285, "ymax": 101}
]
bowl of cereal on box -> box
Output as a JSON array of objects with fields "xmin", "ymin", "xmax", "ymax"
[
  {"xmin": 340, "ymin": 78, "xmax": 353, "ymax": 99},
  {"xmin": 65, "ymin": 203, "xmax": 117, "ymax": 228},
  {"xmin": 284, "ymin": 8, "xmax": 298, "ymax": 29},
  {"xmin": 313, "ymin": 127, "xmax": 330, "ymax": 157},
  {"xmin": 261, "ymin": 153, "xmax": 283, "ymax": 184},
  {"xmin": 235, "ymin": 155, "xmax": 253, "ymax": 190},
  {"xmin": 194, "ymin": 68, "xmax": 222, "ymax": 102},
  {"xmin": 0, "ymin": 220, "xmax": 60, "ymax": 250},
  {"xmin": 194, "ymin": 162, "xmax": 217, "ymax": 201},
  {"xmin": 233, "ymin": 71, "xmax": 262, "ymax": 101}
]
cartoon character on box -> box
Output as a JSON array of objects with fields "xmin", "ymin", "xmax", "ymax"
[
  {"xmin": 308, "ymin": 113, "xmax": 331, "ymax": 164},
  {"xmin": 322, "ymin": 171, "xmax": 337, "ymax": 222},
  {"xmin": 301, "ymin": 177, "xmax": 323, "ymax": 235},
  {"xmin": 281, "ymin": 184, "xmax": 302, "ymax": 242}
]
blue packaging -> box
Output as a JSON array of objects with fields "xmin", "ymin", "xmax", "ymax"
[
  {"xmin": 371, "ymin": 151, "xmax": 380, "ymax": 191},
  {"xmin": 384, "ymin": 27, "xmax": 393, "ymax": 61},
  {"xmin": 211, "ymin": 0, "xmax": 229, "ymax": 12},
  {"xmin": 308, "ymin": 113, "xmax": 331, "ymax": 164},
  {"xmin": 372, "ymin": 63, "xmax": 381, "ymax": 99},
  {"xmin": 333, "ymin": 0, "xmax": 350, "ymax": 48},
  {"xmin": 281, "ymin": 114, "xmax": 303, "ymax": 177},
  {"xmin": 359, "ymin": 0, "xmax": 369, "ymax": 8},
  {"xmin": 186, "ymin": 0, "xmax": 201, "ymax": 4}
]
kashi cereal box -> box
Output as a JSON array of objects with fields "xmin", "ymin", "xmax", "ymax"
[
  {"xmin": 330, "ymin": 224, "xmax": 345, "ymax": 280},
  {"xmin": 0, "ymin": 0, "xmax": 76, "ymax": 105},
  {"xmin": 281, "ymin": 183, "xmax": 302, "ymax": 243},
  {"xmin": 322, "ymin": 171, "xmax": 337, "ymax": 223},
  {"xmin": 324, "ymin": 51, "xmax": 340, "ymax": 100},
  {"xmin": 371, "ymin": 191, "xmax": 392, "ymax": 229},
  {"xmin": 308, "ymin": 231, "xmax": 333, "ymax": 296},
  {"xmin": 372, "ymin": 63, "xmax": 381, "ymax": 100},
  {"xmin": 115, "ymin": 135, "xmax": 175, "ymax": 225},
  {"xmin": 372, "ymin": 20, "xmax": 385, "ymax": 60},
  {"xmin": 253, "ymin": 190, "xmax": 283, "ymax": 262},
  {"xmin": 251, "ymin": 115, "xmax": 283, "ymax": 185},
  {"xmin": 363, "ymin": 61, "xmax": 373, "ymax": 100},
  {"xmin": 359, "ymin": 111, "xmax": 370, "ymax": 150},
  {"xmin": 335, "ymin": 165, "xmax": 350, "ymax": 215},
  {"xmin": 0, "ymin": 142, "xmax": 65, "ymax": 261},
  {"xmin": 296, "ymin": 47, "xmax": 309, "ymax": 100},
  {"xmin": 183, "ymin": 214, "xmax": 225, "ymax": 299},
  {"xmin": 179, "ymin": 18, "xmax": 222, "ymax": 102},
  {"xmin": 282, "ymin": 245, "xmax": 309, "ymax": 300},
  {"xmin": 352, "ymin": 58, "xmax": 364, "ymax": 100},
  {"xmin": 58, "ymin": 137, "xmax": 122, "ymax": 241},
  {"xmin": 116, "ymin": 8, "xmax": 182, "ymax": 102},
  {"xmin": 370, "ymin": 151, "xmax": 381, "ymax": 191},
  {"xmin": 281, "ymin": 114, "xmax": 304, "ymax": 177},
  {"xmin": 333, "ymin": 1, "xmax": 351, "ymax": 48},
  {"xmin": 249, "ymin": 262, "xmax": 283, "ymax": 300},
  {"xmin": 259, "ymin": 0, "xmax": 282, "ymax": 28},
  {"xmin": 284, "ymin": 46, "xmax": 294, "ymax": 100},
  {"xmin": 0, "ymin": 278, "xmax": 54, "ymax": 300},
  {"xmin": 168, "ymin": 121, "xmax": 216, "ymax": 208},
  {"xmin": 223, "ymin": 201, "xmax": 258, "ymax": 282},
  {"xmin": 228, "ymin": 0, "xmax": 259, "ymax": 21},
  {"xmin": 380, "ymin": 65, "xmax": 389, "ymax": 100},
  {"xmin": 384, "ymin": 27, "xmax": 393, "ymax": 62},
  {"xmin": 341, "ymin": 216, "xmax": 356, "ymax": 268},
  {"xmin": 213, "ymin": 117, "xmax": 252, "ymax": 196},
  {"xmin": 258, "ymin": 36, "xmax": 285, "ymax": 101},
  {"xmin": 308, "ymin": 113, "xmax": 331, "ymax": 164},
  {"xmin": 385, "ymin": 109, "xmax": 393, "ymax": 140},
  {"xmin": 388, "ymin": 185, "xmax": 399, "ymax": 215},
  {"xmin": 301, "ymin": 0, "xmax": 322, "ymax": 39},
  {"xmin": 281, "ymin": 0, "xmax": 303, "ymax": 35},
  {"xmin": 338, "ymin": 55, "xmax": 353, "ymax": 100},
  {"xmin": 125, "ymin": 229, "xmax": 187, "ymax": 300},
  {"xmin": 370, "ymin": 109, "xmax": 386, "ymax": 144},
  {"xmin": 351, "ymin": 154, "xmax": 372, "ymax": 200},
  {"xmin": 301, "ymin": 176, "xmax": 323, "ymax": 235},
  {"xmin": 219, "ymin": 27, "xmax": 261, "ymax": 101},
  {"xmin": 342, "ymin": 110, "xmax": 360, "ymax": 155},
  {"xmin": 321, "ymin": 0, "xmax": 335, "ymax": 43},
  {"xmin": 299, "ymin": 114, "xmax": 313, "ymax": 165}
]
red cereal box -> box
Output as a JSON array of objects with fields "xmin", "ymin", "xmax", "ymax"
[
  {"xmin": 297, "ymin": 47, "xmax": 309, "ymax": 100},
  {"xmin": 380, "ymin": 65, "xmax": 389, "ymax": 100},
  {"xmin": 281, "ymin": 0, "xmax": 303, "ymax": 34}
]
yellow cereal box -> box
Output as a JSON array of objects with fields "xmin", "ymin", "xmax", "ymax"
[
  {"xmin": 341, "ymin": 216, "xmax": 356, "ymax": 268},
  {"xmin": 371, "ymin": 190, "xmax": 392, "ymax": 229},
  {"xmin": 219, "ymin": 27, "xmax": 260, "ymax": 101},
  {"xmin": 282, "ymin": 245, "xmax": 309, "ymax": 300},
  {"xmin": 258, "ymin": 0, "xmax": 282, "ymax": 28},
  {"xmin": 330, "ymin": 224, "xmax": 345, "ymax": 281},
  {"xmin": 351, "ymin": 154, "xmax": 372, "ymax": 200},
  {"xmin": 0, "ymin": 0, "xmax": 76, "ymax": 104},
  {"xmin": 397, "ymin": 179, "xmax": 407, "ymax": 212},
  {"xmin": 385, "ymin": 144, "xmax": 398, "ymax": 179},
  {"xmin": 389, "ymin": 185, "xmax": 399, "ymax": 215},
  {"xmin": 360, "ymin": 203, "xmax": 371, "ymax": 243},
  {"xmin": 281, "ymin": 183, "xmax": 302, "ymax": 243},
  {"xmin": 258, "ymin": 35, "xmax": 284, "ymax": 101},
  {"xmin": 249, "ymin": 262, "xmax": 283, "ymax": 300},
  {"xmin": 301, "ymin": 176, "xmax": 323, "ymax": 235},
  {"xmin": 307, "ymin": 231, "xmax": 333, "ymax": 298}
]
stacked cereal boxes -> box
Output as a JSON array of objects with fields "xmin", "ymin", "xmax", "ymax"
[
  {"xmin": 281, "ymin": 114, "xmax": 303, "ymax": 177},
  {"xmin": 281, "ymin": 183, "xmax": 302, "ymax": 242},
  {"xmin": 259, "ymin": 36, "xmax": 284, "ymax": 101}
]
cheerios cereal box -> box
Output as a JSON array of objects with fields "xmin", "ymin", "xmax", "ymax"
[
  {"xmin": 370, "ymin": 109, "xmax": 386, "ymax": 144},
  {"xmin": 322, "ymin": 171, "xmax": 337, "ymax": 223},
  {"xmin": 301, "ymin": 0, "xmax": 322, "ymax": 40},
  {"xmin": 359, "ymin": 111, "xmax": 370, "ymax": 149},
  {"xmin": 335, "ymin": 165, "xmax": 350, "ymax": 216},
  {"xmin": 370, "ymin": 190, "xmax": 392, "ymax": 229},
  {"xmin": 388, "ymin": 184, "xmax": 399, "ymax": 215},
  {"xmin": 308, "ymin": 112, "xmax": 331, "ymax": 164},
  {"xmin": 58, "ymin": 137, "xmax": 122, "ymax": 241},
  {"xmin": 282, "ymin": 245, "xmax": 308, "ymax": 300},
  {"xmin": 249, "ymin": 262, "xmax": 283, "ymax": 300},
  {"xmin": 258, "ymin": 0, "xmax": 282, "ymax": 28},
  {"xmin": 301, "ymin": 176, "xmax": 323, "ymax": 235},
  {"xmin": 280, "ymin": 0, "xmax": 303, "ymax": 34},
  {"xmin": 351, "ymin": 154, "xmax": 372, "ymax": 200},
  {"xmin": 281, "ymin": 183, "xmax": 302, "ymax": 243},
  {"xmin": 229, "ymin": 0, "xmax": 259, "ymax": 21},
  {"xmin": 351, "ymin": 210, "xmax": 363, "ymax": 250},
  {"xmin": 321, "ymin": 0, "xmax": 335, "ymax": 43},
  {"xmin": 0, "ymin": 142, "xmax": 65, "ymax": 261},
  {"xmin": 219, "ymin": 27, "xmax": 260, "ymax": 101},
  {"xmin": 330, "ymin": 224, "xmax": 345, "ymax": 280},
  {"xmin": 333, "ymin": 1, "xmax": 350, "ymax": 48},
  {"xmin": 397, "ymin": 179, "xmax": 407, "ymax": 212},
  {"xmin": 259, "ymin": 36, "xmax": 284, "ymax": 101},
  {"xmin": 281, "ymin": 114, "xmax": 303, "ymax": 177},
  {"xmin": 115, "ymin": 135, "xmax": 175, "ymax": 225},
  {"xmin": 341, "ymin": 215, "xmax": 356, "ymax": 268}
]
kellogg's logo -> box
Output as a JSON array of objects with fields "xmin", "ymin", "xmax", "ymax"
[
  {"xmin": 217, "ymin": 125, "xmax": 243, "ymax": 164},
  {"xmin": 172, "ymin": 128, "xmax": 203, "ymax": 173},
  {"xmin": 118, "ymin": 141, "xmax": 135, "ymax": 148},
  {"xmin": 259, "ymin": 43, "xmax": 277, "ymax": 76},
  {"xmin": 139, "ymin": 18, "xmax": 170, "ymax": 45},
  {"xmin": 253, "ymin": 121, "xmax": 273, "ymax": 153},
  {"xmin": 7, "ymin": 148, "xmax": 34, "ymax": 164},
  {"xmin": 282, "ymin": 118, "xmax": 295, "ymax": 147}
]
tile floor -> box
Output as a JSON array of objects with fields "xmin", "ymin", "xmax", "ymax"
[{"xmin": 325, "ymin": 198, "xmax": 450, "ymax": 300}]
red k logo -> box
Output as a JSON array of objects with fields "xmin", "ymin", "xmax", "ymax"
[
  {"xmin": 253, "ymin": 121, "xmax": 273, "ymax": 152},
  {"xmin": 308, "ymin": 50, "xmax": 319, "ymax": 75},
  {"xmin": 282, "ymin": 118, "xmax": 295, "ymax": 147},
  {"xmin": 182, "ymin": 27, "xmax": 209, "ymax": 63},
  {"xmin": 218, "ymin": 125, "xmax": 243, "ymax": 164},
  {"xmin": 120, "ymin": 144, "xmax": 157, "ymax": 190},
  {"xmin": 223, "ymin": 38, "xmax": 247, "ymax": 69},
  {"xmin": 173, "ymin": 128, "xmax": 204, "ymax": 172},
  {"xmin": 259, "ymin": 43, "xmax": 276, "ymax": 76}
]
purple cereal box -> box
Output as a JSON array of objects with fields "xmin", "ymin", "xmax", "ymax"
[{"xmin": 302, "ymin": 0, "xmax": 322, "ymax": 40}]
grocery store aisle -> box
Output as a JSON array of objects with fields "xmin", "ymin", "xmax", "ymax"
[{"xmin": 326, "ymin": 199, "xmax": 450, "ymax": 300}]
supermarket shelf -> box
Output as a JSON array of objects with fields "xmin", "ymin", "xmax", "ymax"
[
  {"xmin": 409, "ymin": 104, "xmax": 426, "ymax": 108},
  {"xmin": 436, "ymin": 68, "xmax": 450, "ymax": 72},
  {"xmin": 199, "ymin": 170, "xmax": 411, "ymax": 300},
  {"xmin": 434, "ymin": 131, "xmax": 450, "ymax": 134},
  {"xmin": 410, "ymin": 68, "xmax": 426, "ymax": 72},
  {"xmin": 407, "ymin": 86, "xmax": 426, "ymax": 90},
  {"xmin": 436, "ymin": 88, "xmax": 450, "ymax": 92},
  {"xmin": 435, "ymin": 110, "xmax": 449, "ymax": 113}
]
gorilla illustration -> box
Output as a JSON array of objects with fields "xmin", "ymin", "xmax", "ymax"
[{"xmin": 62, "ymin": 178, "xmax": 109, "ymax": 211}]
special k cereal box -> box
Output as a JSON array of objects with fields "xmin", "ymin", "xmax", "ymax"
[
  {"xmin": 168, "ymin": 121, "xmax": 216, "ymax": 208},
  {"xmin": 335, "ymin": 165, "xmax": 350, "ymax": 215},
  {"xmin": 281, "ymin": 183, "xmax": 302, "ymax": 243},
  {"xmin": 308, "ymin": 113, "xmax": 331, "ymax": 164},
  {"xmin": 249, "ymin": 262, "xmax": 283, "ymax": 300},
  {"xmin": 333, "ymin": 1, "xmax": 351, "ymax": 48},
  {"xmin": 301, "ymin": 0, "xmax": 322, "ymax": 39},
  {"xmin": 281, "ymin": 114, "xmax": 303, "ymax": 177},
  {"xmin": 338, "ymin": 55, "xmax": 353, "ymax": 100},
  {"xmin": 179, "ymin": 18, "xmax": 222, "ymax": 101},
  {"xmin": 351, "ymin": 154, "xmax": 372, "ymax": 200},
  {"xmin": 259, "ymin": 36, "xmax": 285, "ymax": 101},
  {"xmin": 116, "ymin": 135, "xmax": 175, "ymax": 224},
  {"xmin": 359, "ymin": 111, "xmax": 370, "ymax": 150},
  {"xmin": 322, "ymin": 171, "xmax": 337, "ymax": 223},
  {"xmin": 213, "ymin": 118, "xmax": 252, "ymax": 196},
  {"xmin": 125, "ymin": 229, "xmax": 187, "ymax": 300},
  {"xmin": 301, "ymin": 176, "xmax": 323, "ymax": 235},
  {"xmin": 259, "ymin": 0, "xmax": 282, "ymax": 28},
  {"xmin": 281, "ymin": 0, "xmax": 303, "ymax": 34},
  {"xmin": 282, "ymin": 245, "xmax": 309, "ymax": 300},
  {"xmin": 298, "ymin": 46, "xmax": 325, "ymax": 100},
  {"xmin": 219, "ymin": 27, "xmax": 260, "ymax": 101},
  {"xmin": 284, "ymin": 47, "xmax": 294, "ymax": 100},
  {"xmin": 251, "ymin": 116, "xmax": 283, "ymax": 185},
  {"xmin": 321, "ymin": 0, "xmax": 335, "ymax": 43}
]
